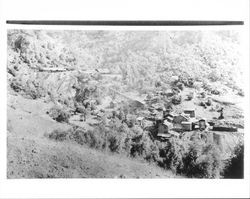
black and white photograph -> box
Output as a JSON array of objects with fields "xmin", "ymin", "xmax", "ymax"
[
  {"xmin": 7, "ymin": 29, "xmax": 244, "ymax": 179},
  {"xmin": 1, "ymin": 0, "xmax": 249, "ymax": 198}
]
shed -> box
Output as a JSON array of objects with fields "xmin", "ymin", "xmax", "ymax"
[
  {"xmin": 166, "ymin": 116, "xmax": 174, "ymax": 122},
  {"xmin": 199, "ymin": 118, "xmax": 207, "ymax": 130},
  {"xmin": 184, "ymin": 109, "xmax": 196, "ymax": 118},
  {"xmin": 181, "ymin": 121, "xmax": 192, "ymax": 131},
  {"xmin": 173, "ymin": 114, "xmax": 190, "ymax": 124}
]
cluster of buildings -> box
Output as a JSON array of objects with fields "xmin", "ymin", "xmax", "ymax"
[
  {"xmin": 156, "ymin": 109, "xmax": 209, "ymax": 139},
  {"xmin": 137, "ymin": 108, "xmax": 209, "ymax": 140}
]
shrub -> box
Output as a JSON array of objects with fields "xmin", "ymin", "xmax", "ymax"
[
  {"xmin": 48, "ymin": 106, "xmax": 70, "ymax": 123},
  {"xmin": 48, "ymin": 129, "xmax": 70, "ymax": 141},
  {"xmin": 223, "ymin": 143, "xmax": 244, "ymax": 179},
  {"xmin": 205, "ymin": 98, "xmax": 212, "ymax": 106},
  {"xmin": 10, "ymin": 78, "xmax": 46, "ymax": 99},
  {"xmin": 158, "ymin": 138, "xmax": 185, "ymax": 173},
  {"xmin": 199, "ymin": 101, "xmax": 207, "ymax": 108},
  {"xmin": 10, "ymin": 78, "xmax": 23, "ymax": 92},
  {"xmin": 182, "ymin": 142, "xmax": 224, "ymax": 178},
  {"xmin": 237, "ymin": 89, "xmax": 244, "ymax": 97},
  {"xmin": 176, "ymin": 82, "xmax": 184, "ymax": 90},
  {"xmin": 70, "ymin": 127, "xmax": 86, "ymax": 145},
  {"xmin": 172, "ymin": 95, "xmax": 182, "ymax": 105},
  {"xmin": 108, "ymin": 134, "xmax": 121, "ymax": 152}
]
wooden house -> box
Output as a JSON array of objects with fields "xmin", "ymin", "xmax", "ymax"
[
  {"xmin": 199, "ymin": 118, "xmax": 207, "ymax": 130},
  {"xmin": 181, "ymin": 121, "xmax": 192, "ymax": 131},
  {"xmin": 184, "ymin": 109, "xmax": 196, "ymax": 118},
  {"xmin": 173, "ymin": 113, "xmax": 190, "ymax": 124}
]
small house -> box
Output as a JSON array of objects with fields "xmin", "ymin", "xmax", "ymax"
[
  {"xmin": 173, "ymin": 113, "xmax": 190, "ymax": 124},
  {"xmin": 184, "ymin": 109, "xmax": 196, "ymax": 118},
  {"xmin": 165, "ymin": 112, "xmax": 178, "ymax": 122},
  {"xmin": 199, "ymin": 118, "xmax": 207, "ymax": 130},
  {"xmin": 166, "ymin": 116, "xmax": 174, "ymax": 123},
  {"xmin": 181, "ymin": 121, "xmax": 192, "ymax": 131}
]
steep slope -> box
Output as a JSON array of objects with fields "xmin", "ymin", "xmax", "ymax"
[{"xmin": 7, "ymin": 93, "xmax": 177, "ymax": 178}]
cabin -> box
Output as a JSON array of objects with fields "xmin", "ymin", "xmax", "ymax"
[
  {"xmin": 212, "ymin": 126, "xmax": 237, "ymax": 132},
  {"xmin": 199, "ymin": 118, "xmax": 207, "ymax": 130},
  {"xmin": 164, "ymin": 112, "xmax": 178, "ymax": 123},
  {"xmin": 173, "ymin": 113, "xmax": 190, "ymax": 124},
  {"xmin": 181, "ymin": 121, "xmax": 192, "ymax": 131},
  {"xmin": 184, "ymin": 109, "xmax": 196, "ymax": 118}
]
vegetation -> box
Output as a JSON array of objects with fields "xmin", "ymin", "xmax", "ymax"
[
  {"xmin": 223, "ymin": 143, "xmax": 244, "ymax": 178},
  {"xmin": 8, "ymin": 29, "xmax": 244, "ymax": 179},
  {"xmin": 48, "ymin": 106, "xmax": 70, "ymax": 123},
  {"xmin": 48, "ymin": 120, "xmax": 230, "ymax": 178}
]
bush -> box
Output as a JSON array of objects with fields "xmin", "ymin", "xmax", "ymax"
[
  {"xmin": 176, "ymin": 82, "xmax": 184, "ymax": 90},
  {"xmin": 237, "ymin": 89, "xmax": 244, "ymax": 97},
  {"xmin": 223, "ymin": 143, "xmax": 244, "ymax": 179},
  {"xmin": 205, "ymin": 98, "xmax": 212, "ymax": 106},
  {"xmin": 48, "ymin": 129, "xmax": 70, "ymax": 141},
  {"xmin": 48, "ymin": 106, "xmax": 70, "ymax": 123},
  {"xmin": 158, "ymin": 138, "xmax": 185, "ymax": 173},
  {"xmin": 108, "ymin": 134, "xmax": 121, "ymax": 152},
  {"xmin": 172, "ymin": 95, "xmax": 182, "ymax": 105},
  {"xmin": 10, "ymin": 78, "xmax": 46, "ymax": 99},
  {"xmin": 156, "ymin": 135, "xmax": 225, "ymax": 178},
  {"xmin": 10, "ymin": 78, "xmax": 23, "ymax": 92},
  {"xmin": 182, "ymin": 142, "xmax": 224, "ymax": 178}
]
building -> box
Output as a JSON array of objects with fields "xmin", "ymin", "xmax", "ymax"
[
  {"xmin": 164, "ymin": 112, "xmax": 177, "ymax": 122},
  {"xmin": 184, "ymin": 109, "xmax": 196, "ymax": 118},
  {"xmin": 173, "ymin": 113, "xmax": 190, "ymax": 124},
  {"xmin": 181, "ymin": 121, "xmax": 192, "ymax": 131},
  {"xmin": 199, "ymin": 118, "xmax": 207, "ymax": 130}
]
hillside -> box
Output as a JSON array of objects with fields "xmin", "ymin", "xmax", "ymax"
[
  {"xmin": 7, "ymin": 29, "xmax": 244, "ymax": 179},
  {"xmin": 7, "ymin": 93, "xmax": 176, "ymax": 178}
]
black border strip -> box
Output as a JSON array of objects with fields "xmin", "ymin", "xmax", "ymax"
[{"xmin": 6, "ymin": 20, "xmax": 244, "ymax": 26}]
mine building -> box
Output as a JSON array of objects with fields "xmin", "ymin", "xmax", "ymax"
[
  {"xmin": 199, "ymin": 118, "xmax": 207, "ymax": 130},
  {"xmin": 181, "ymin": 121, "xmax": 193, "ymax": 131},
  {"xmin": 184, "ymin": 109, "xmax": 196, "ymax": 118},
  {"xmin": 173, "ymin": 113, "xmax": 190, "ymax": 124}
]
